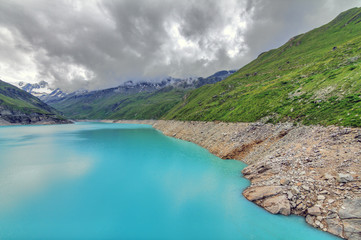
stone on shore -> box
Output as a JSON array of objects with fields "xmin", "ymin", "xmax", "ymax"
[
  {"xmin": 339, "ymin": 198, "xmax": 361, "ymax": 219},
  {"xmin": 263, "ymin": 194, "xmax": 291, "ymax": 215},
  {"xmin": 308, "ymin": 206, "xmax": 322, "ymax": 216},
  {"xmin": 306, "ymin": 215, "xmax": 315, "ymax": 225},
  {"xmin": 343, "ymin": 219, "xmax": 361, "ymax": 240},
  {"xmin": 337, "ymin": 173, "xmax": 354, "ymax": 183},
  {"xmin": 325, "ymin": 218, "xmax": 344, "ymax": 238},
  {"xmin": 243, "ymin": 186, "xmax": 283, "ymax": 201},
  {"xmin": 117, "ymin": 120, "xmax": 361, "ymax": 239}
]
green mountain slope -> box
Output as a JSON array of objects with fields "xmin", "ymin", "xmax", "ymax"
[
  {"xmin": 50, "ymin": 87, "xmax": 188, "ymax": 120},
  {"xmin": 48, "ymin": 70, "xmax": 235, "ymax": 120},
  {"xmin": 0, "ymin": 80, "xmax": 68, "ymax": 124},
  {"xmin": 164, "ymin": 7, "xmax": 361, "ymax": 127}
]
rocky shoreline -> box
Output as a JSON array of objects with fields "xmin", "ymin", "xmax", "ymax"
[
  {"xmin": 114, "ymin": 120, "xmax": 361, "ymax": 240},
  {"xmin": 0, "ymin": 114, "xmax": 72, "ymax": 126}
]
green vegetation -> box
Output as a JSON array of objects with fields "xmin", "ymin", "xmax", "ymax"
[
  {"xmin": 0, "ymin": 80, "xmax": 65, "ymax": 119},
  {"xmin": 50, "ymin": 87, "xmax": 188, "ymax": 120},
  {"xmin": 164, "ymin": 8, "xmax": 361, "ymax": 127},
  {"xmin": 47, "ymin": 8, "xmax": 361, "ymax": 127},
  {"xmin": 48, "ymin": 71, "xmax": 234, "ymax": 120}
]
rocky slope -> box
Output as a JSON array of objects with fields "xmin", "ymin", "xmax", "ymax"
[
  {"xmin": 114, "ymin": 120, "xmax": 360, "ymax": 240},
  {"xmin": 0, "ymin": 80, "xmax": 70, "ymax": 125},
  {"xmin": 17, "ymin": 81, "xmax": 55, "ymax": 98}
]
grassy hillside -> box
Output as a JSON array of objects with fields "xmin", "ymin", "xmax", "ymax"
[
  {"xmin": 48, "ymin": 71, "xmax": 235, "ymax": 120},
  {"xmin": 0, "ymin": 80, "xmax": 67, "ymax": 122},
  {"xmin": 165, "ymin": 8, "xmax": 361, "ymax": 127},
  {"xmin": 50, "ymin": 87, "xmax": 189, "ymax": 120}
]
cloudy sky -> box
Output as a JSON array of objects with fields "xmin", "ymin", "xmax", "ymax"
[{"xmin": 0, "ymin": 0, "xmax": 360, "ymax": 91}]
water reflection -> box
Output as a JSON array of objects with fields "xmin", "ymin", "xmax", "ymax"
[{"xmin": 0, "ymin": 127, "xmax": 94, "ymax": 211}]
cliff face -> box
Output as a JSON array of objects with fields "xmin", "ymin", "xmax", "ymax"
[
  {"xmin": 0, "ymin": 106, "xmax": 70, "ymax": 125},
  {"xmin": 115, "ymin": 120, "xmax": 361, "ymax": 240}
]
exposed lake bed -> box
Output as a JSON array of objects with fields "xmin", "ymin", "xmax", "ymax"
[{"xmin": 116, "ymin": 120, "xmax": 361, "ymax": 239}]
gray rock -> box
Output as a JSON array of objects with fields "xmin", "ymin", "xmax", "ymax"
[
  {"xmin": 349, "ymin": 234, "xmax": 361, "ymax": 240},
  {"xmin": 263, "ymin": 194, "xmax": 291, "ymax": 216},
  {"xmin": 343, "ymin": 219, "xmax": 361, "ymax": 240},
  {"xmin": 320, "ymin": 190, "xmax": 329, "ymax": 194},
  {"xmin": 243, "ymin": 186, "xmax": 283, "ymax": 201},
  {"xmin": 287, "ymin": 191, "xmax": 294, "ymax": 200},
  {"xmin": 306, "ymin": 215, "xmax": 315, "ymax": 225},
  {"xmin": 339, "ymin": 198, "xmax": 361, "ymax": 219},
  {"xmin": 325, "ymin": 218, "xmax": 343, "ymax": 238},
  {"xmin": 337, "ymin": 173, "xmax": 354, "ymax": 183},
  {"xmin": 326, "ymin": 212, "xmax": 337, "ymax": 219},
  {"xmin": 308, "ymin": 206, "xmax": 322, "ymax": 216},
  {"xmin": 324, "ymin": 173, "xmax": 334, "ymax": 180},
  {"xmin": 302, "ymin": 185, "xmax": 310, "ymax": 191},
  {"xmin": 291, "ymin": 186, "xmax": 300, "ymax": 194},
  {"xmin": 318, "ymin": 195, "xmax": 326, "ymax": 201}
]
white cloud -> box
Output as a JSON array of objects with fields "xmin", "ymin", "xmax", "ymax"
[{"xmin": 0, "ymin": 0, "xmax": 359, "ymax": 90}]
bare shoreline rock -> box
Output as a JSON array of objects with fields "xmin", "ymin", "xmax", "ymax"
[
  {"xmin": 262, "ymin": 194, "xmax": 291, "ymax": 215},
  {"xmin": 243, "ymin": 186, "xmax": 284, "ymax": 201},
  {"xmin": 113, "ymin": 119, "xmax": 361, "ymax": 239}
]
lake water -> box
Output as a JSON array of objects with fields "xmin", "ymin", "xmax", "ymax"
[{"xmin": 0, "ymin": 122, "xmax": 339, "ymax": 240}]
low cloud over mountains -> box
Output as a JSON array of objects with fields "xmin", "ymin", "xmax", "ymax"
[{"xmin": 0, "ymin": 0, "xmax": 359, "ymax": 91}]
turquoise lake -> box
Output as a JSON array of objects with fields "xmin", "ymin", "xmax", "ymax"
[{"xmin": 0, "ymin": 122, "xmax": 339, "ymax": 240}]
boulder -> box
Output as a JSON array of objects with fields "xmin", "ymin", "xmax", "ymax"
[
  {"xmin": 242, "ymin": 164, "xmax": 271, "ymax": 180},
  {"xmin": 263, "ymin": 194, "xmax": 291, "ymax": 216},
  {"xmin": 339, "ymin": 199, "xmax": 361, "ymax": 239},
  {"xmin": 337, "ymin": 173, "xmax": 354, "ymax": 183},
  {"xmin": 325, "ymin": 218, "xmax": 343, "ymax": 238},
  {"xmin": 308, "ymin": 206, "xmax": 322, "ymax": 216},
  {"xmin": 306, "ymin": 215, "xmax": 315, "ymax": 225},
  {"xmin": 339, "ymin": 198, "xmax": 361, "ymax": 219},
  {"xmin": 343, "ymin": 219, "xmax": 361, "ymax": 240},
  {"xmin": 243, "ymin": 186, "xmax": 283, "ymax": 201}
]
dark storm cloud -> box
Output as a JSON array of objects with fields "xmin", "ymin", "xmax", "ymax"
[{"xmin": 0, "ymin": 0, "xmax": 359, "ymax": 91}]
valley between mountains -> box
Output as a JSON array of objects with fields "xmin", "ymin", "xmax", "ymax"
[{"xmin": 1, "ymin": 6, "xmax": 361, "ymax": 240}]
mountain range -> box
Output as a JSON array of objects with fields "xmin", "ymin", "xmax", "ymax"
[
  {"xmin": 15, "ymin": 81, "xmax": 68, "ymax": 102},
  {"xmin": 2, "ymin": 7, "xmax": 361, "ymax": 127},
  {"xmin": 43, "ymin": 70, "xmax": 236, "ymax": 119}
]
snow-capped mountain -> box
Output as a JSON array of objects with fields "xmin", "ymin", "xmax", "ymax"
[
  {"xmin": 15, "ymin": 70, "xmax": 236, "ymax": 104},
  {"xmin": 111, "ymin": 70, "xmax": 236, "ymax": 94},
  {"xmin": 15, "ymin": 81, "xmax": 69, "ymax": 102},
  {"xmin": 17, "ymin": 81, "xmax": 54, "ymax": 98},
  {"xmin": 39, "ymin": 88, "xmax": 69, "ymax": 102}
]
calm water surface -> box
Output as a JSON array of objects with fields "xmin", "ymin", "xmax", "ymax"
[{"xmin": 0, "ymin": 122, "xmax": 339, "ymax": 239}]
